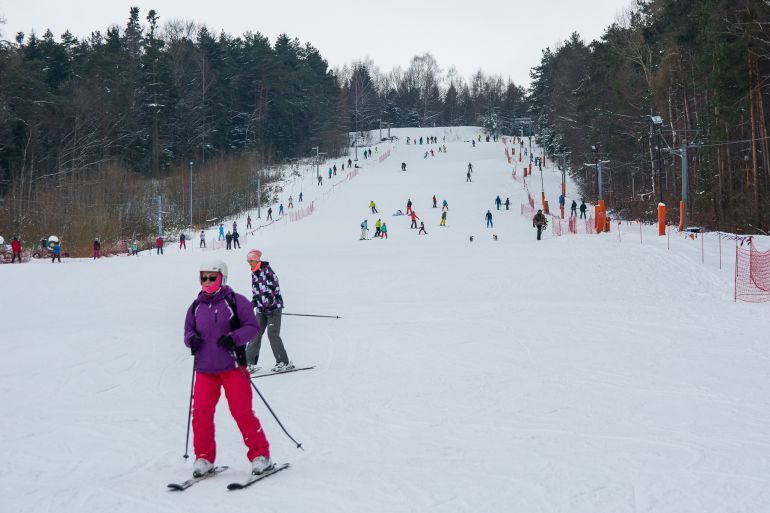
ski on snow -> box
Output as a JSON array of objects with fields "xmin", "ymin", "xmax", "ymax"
[
  {"xmin": 167, "ymin": 466, "xmax": 229, "ymax": 491},
  {"xmin": 250, "ymin": 366, "xmax": 315, "ymax": 379},
  {"xmin": 227, "ymin": 463, "xmax": 290, "ymax": 490}
]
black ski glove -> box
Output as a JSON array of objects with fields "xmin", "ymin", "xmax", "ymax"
[
  {"xmin": 217, "ymin": 335, "xmax": 235, "ymax": 351},
  {"xmin": 189, "ymin": 335, "xmax": 203, "ymax": 355}
]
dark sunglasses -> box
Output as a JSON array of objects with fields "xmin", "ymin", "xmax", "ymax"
[{"xmin": 200, "ymin": 274, "xmax": 219, "ymax": 283}]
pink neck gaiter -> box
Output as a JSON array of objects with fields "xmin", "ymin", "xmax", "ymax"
[{"xmin": 201, "ymin": 274, "xmax": 223, "ymax": 294}]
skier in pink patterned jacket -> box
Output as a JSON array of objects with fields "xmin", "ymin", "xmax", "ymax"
[{"xmin": 183, "ymin": 258, "xmax": 275, "ymax": 478}]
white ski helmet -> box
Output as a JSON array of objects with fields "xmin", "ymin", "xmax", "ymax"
[{"xmin": 199, "ymin": 258, "xmax": 228, "ymax": 284}]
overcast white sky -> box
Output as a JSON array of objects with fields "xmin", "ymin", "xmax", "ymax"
[{"xmin": 1, "ymin": 0, "xmax": 630, "ymax": 87}]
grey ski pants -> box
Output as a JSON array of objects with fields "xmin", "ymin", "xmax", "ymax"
[{"xmin": 246, "ymin": 309, "xmax": 289, "ymax": 366}]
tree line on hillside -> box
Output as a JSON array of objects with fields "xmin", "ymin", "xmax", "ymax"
[
  {"xmin": 529, "ymin": 0, "xmax": 770, "ymax": 232},
  {"xmin": 0, "ymin": 8, "xmax": 529, "ymax": 251}
]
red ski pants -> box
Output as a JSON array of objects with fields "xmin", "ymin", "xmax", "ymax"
[{"xmin": 192, "ymin": 367, "xmax": 270, "ymax": 463}]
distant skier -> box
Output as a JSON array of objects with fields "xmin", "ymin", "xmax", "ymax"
[
  {"xmin": 233, "ymin": 221, "xmax": 238, "ymax": 233},
  {"xmin": 131, "ymin": 240, "xmax": 139, "ymax": 256},
  {"xmin": 433, "ymin": 195, "xmax": 437, "ymax": 208},
  {"xmin": 218, "ymin": 224, "xmax": 225, "ymax": 241},
  {"xmin": 278, "ymin": 203, "xmax": 284, "ymax": 216},
  {"xmin": 11, "ymin": 237, "xmax": 21, "ymax": 263},
  {"xmin": 232, "ymin": 230, "xmax": 240, "ymax": 249},
  {"xmin": 267, "ymin": 207, "xmax": 273, "ymax": 221},
  {"xmin": 299, "ymin": 192, "xmax": 303, "ymax": 203},
  {"xmin": 468, "ymin": 162, "xmax": 473, "ymax": 173},
  {"xmin": 247, "ymin": 215, "xmax": 252, "ymax": 229},
  {"xmin": 328, "ymin": 168, "xmax": 332, "ymax": 179},
  {"xmin": 179, "ymin": 233, "xmax": 187, "ymax": 250},
  {"xmin": 288, "ymin": 196, "xmax": 293, "ymax": 209},
  {"xmin": 533, "ymin": 209, "xmax": 548, "ymax": 240},
  {"xmin": 246, "ymin": 249, "xmax": 293, "ymax": 373},
  {"xmin": 333, "ymin": 165, "xmax": 337, "ymax": 176},
  {"xmin": 440, "ymin": 211, "xmax": 447, "ymax": 226},
  {"xmin": 409, "ymin": 210, "xmax": 419, "ymax": 229},
  {"xmin": 348, "ymin": 158, "xmax": 352, "ymax": 167},
  {"xmin": 381, "ymin": 222, "xmax": 388, "ymax": 239},
  {"xmin": 504, "ymin": 197, "xmax": 510, "ymax": 210},
  {"xmin": 374, "ymin": 218, "xmax": 382, "ymax": 237},
  {"xmin": 317, "ymin": 175, "xmax": 323, "ymax": 186},
  {"xmin": 418, "ymin": 222, "xmax": 427, "ymax": 235},
  {"xmin": 183, "ymin": 259, "xmax": 273, "ymax": 478},
  {"xmin": 226, "ymin": 231, "xmax": 233, "ymax": 250},
  {"xmin": 401, "ymin": 162, "xmax": 407, "ymax": 171},
  {"xmin": 485, "ymin": 210, "xmax": 493, "ymax": 228},
  {"xmin": 558, "ymin": 194, "xmax": 565, "ymax": 212},
  {"xmin": 579, "ymin": 200, "xmax": 587, "ymax": 219},
  {"xmin": 200, "ymin": 230, "xmax": 206, "ymax": 248},
  {"xmin": 93, "ymin": 238, "xmax": 101, "ymax": 259},
  {"xmin": 51, "ymin": 242, "xmax": 61, "ymax": 263},
  {"xmin": 571, "ymin": 200, "xmax": 578, "ymax": 217},
  {"xmin": 442, "ymin": 199, "xmax": 449, "ymax": 211},
  {"xmin": 495, "ymin": 195, "xmax": 502, "ymax": 210},
  {"xmin": 406, "ymin": 199, "xmax": 413, "ymax": 215},
  {"xmin": 466, "ymin": 170, "xmax": 472, "ymax": 182},
  {"xmin": 360, "ymin": 220, "xmax": 369, "ymax": 240},
  {"xmin": 370, "ymin": 201, "xmax": 378, "ymax": 214},
  {"xmin": 156, "ymin": 236, "xmax": 164, "ymax": 255}
]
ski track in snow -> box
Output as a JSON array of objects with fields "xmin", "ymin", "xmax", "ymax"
[{"xmin": 2, "ymin": 126, "xmax": 770, "ymax": 512}]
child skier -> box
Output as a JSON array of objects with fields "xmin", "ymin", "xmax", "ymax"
[
  {"xmin": 418, "ymin": 222, "xmax": 427, "ymax": 235},
  {"xmin": 381, "ymin": 222, "xmax": 388, "ymax": 239}
]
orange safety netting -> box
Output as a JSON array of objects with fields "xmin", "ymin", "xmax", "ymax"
[{"xmin": 735, "ymin": 240, "xmax": 770, "ymax": 302}]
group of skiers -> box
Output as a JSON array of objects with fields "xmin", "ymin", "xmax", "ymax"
[
  {"xmin": 406, "ymin": 135, "xmax": 443, "ymax": 145},
  {"xmin": 184, "ymin": 248, "xmax": 293, "ymax": 479}
]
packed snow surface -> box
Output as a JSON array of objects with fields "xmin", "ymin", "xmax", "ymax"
[{"xmin": 2, "ymin": 126, "xmax": 769, "ymax": 513}]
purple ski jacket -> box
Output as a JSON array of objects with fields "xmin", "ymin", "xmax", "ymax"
[{"xmin": 184, "ymin": 286, "xmax": 260, "ymax": 373}]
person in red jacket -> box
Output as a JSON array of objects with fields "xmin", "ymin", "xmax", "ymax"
[
  {"xmin": 11, "ymin": 237, "xmax": 22, "ymax": 263},
  {"xmin": 409, "ymin": 210, "xmax": 419, "ymax": 229},
  {"xmin": 156, "ymin": 236, "xmax": 164, "ymax": 255}
]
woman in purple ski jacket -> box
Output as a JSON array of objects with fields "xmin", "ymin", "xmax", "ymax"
[{"xmin": 183, "ymin": 258, "xmax": 275, "ymax": 478}]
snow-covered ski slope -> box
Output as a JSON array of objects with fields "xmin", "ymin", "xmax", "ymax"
[{"xmin": 2, "ymin": 126, "xmax": 769, "ymax": 513}]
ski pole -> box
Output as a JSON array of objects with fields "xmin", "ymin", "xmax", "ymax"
[
  {"xmin": 183, "ymin": 357, "xmax": 196, "ymax": 460},
  {"xmin": 236, "ymin": 364, "xmax": 304, "ymax": 450},
  {"xmin": 282, "ymin": 313, "xmax": 341, "ymax": 319}
]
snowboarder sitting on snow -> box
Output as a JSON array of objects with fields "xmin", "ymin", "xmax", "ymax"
[
  {"xmin": 533, "ymin": 210, "xmax": 548, "ymax": 240},
  {"xmin": 184, "ymin": 259, "xmax": 273, "ymax": 478}
]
